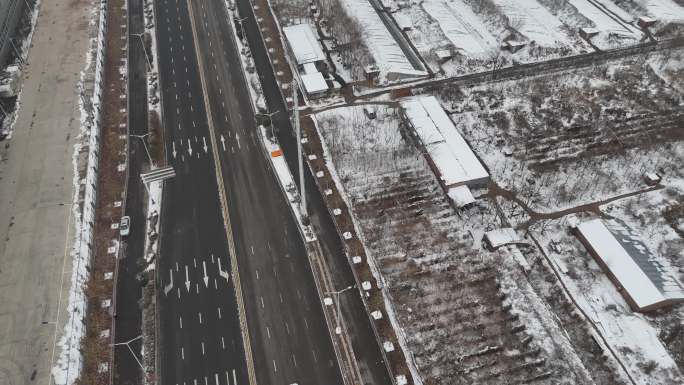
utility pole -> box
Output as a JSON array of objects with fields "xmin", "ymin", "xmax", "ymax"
[{"xmin": 293, "ymin": 80, "xmax": 307, "ymax": 218}]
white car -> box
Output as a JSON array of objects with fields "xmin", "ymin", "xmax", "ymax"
[{"xmin": 120, "ymin": 216, "xmax": 131, "ymax": 237}]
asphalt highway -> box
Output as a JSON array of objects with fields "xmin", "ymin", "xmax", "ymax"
[
  {"xmin": 232, "ymin": 0, "xmax": 393, "ymax": 383},
  {"xmin": 188, "ymin": 0, "xmax": 344, "ymax": 384},
  {"xmin": 154, "ymin": 0, "xmax": 343, "ymax": 384},
  {"xmin": 154, "ymin": 0, "xmax": 248, "ymax": 384}
]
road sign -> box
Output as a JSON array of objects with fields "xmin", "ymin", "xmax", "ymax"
[{"xmin": 140, "ymin": 166, "xmax": 176, "ymax": 184}]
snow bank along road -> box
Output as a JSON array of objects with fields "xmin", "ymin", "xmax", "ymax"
[
  {"xmin": 0, "ymin": 0, "xmax": 89, "ymax": 384},
  {"xmin": 154, "ymin": 0, "xmax": 344, "ymax": 384}
]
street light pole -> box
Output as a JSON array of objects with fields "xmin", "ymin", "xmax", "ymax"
[
  {"xmin": 112, "ymin": 335, "xmax": 144, "ymax": 372},
  {"xmin": 130, "ymin": 33, "xmax": 152, "ymax": 71},
  {"xmin": 325, "ymin": 285, "xmax": 355, "ymax": 331},
  {"xmin": 293, "ymin": 80, "xmax": 307, "ymax": 218},
  {"xmin": 130, "ymin": 133, "xmax": 154, "ymax": 166}
]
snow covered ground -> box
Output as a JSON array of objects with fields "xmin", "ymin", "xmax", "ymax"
[
  {"xmin": 312, "ymin": 104, "xmax": 635, "ymax": 385},
  {"xmin": 391, "ymin": 0, "xmax": 684, "ymax": 77},
  {"xmin": 435, "ymin": 50, "xmax": 684, "ymax": 213}
]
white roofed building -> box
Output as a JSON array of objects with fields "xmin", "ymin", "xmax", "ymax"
[
  {"xmin": 283, "ymin": 24, "xmax": 330, "ymax": 98},
  {"xmin": 400, "ymin": 96, "xmax": 489, "ymax": 208},
  {"xmin": 575, "ymin": 218, "xmax": 684, "ymax": 312},
  {"xmin": 283, "ymin": 24, "xmax": 326, "ymax": 66}
]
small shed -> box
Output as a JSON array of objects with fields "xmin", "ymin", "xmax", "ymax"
[
  {"xmin": 435, "ymin": 49, "xmax": 452, "ymax": 63},
  {"xmin": 301, "ymin": 72, "xmax": 328, "ymax": 99},
  {"xmin": 448, "ymin": 185, "xmax": 475, "ymax": 208},
  {"xmin": 575, "ymin": 218, "xmax": 684, "ymax": 312},
  {"xmin": 637, "ymin": 16, "xmax": 657, "ymax": 29},
  {"xmin": 364, "ymin": 64, "xmax": 381, "ymax": 82},
  {"xmin": 579, "ymin": 27, "xmax": 600, "ymax": 40},
  {"xmin": 643, "ymin": 172, "xmax": 661, "ymax": 186},
  {"xmin": 394, "ymin": 13, "xmax": 413, "ymax": 31},
  {"xmin": 483, "ymin": 228, "xmax": 522, "ymax": 250},
  {"xmin": 503, "ymin": 40, "xmax": 526, "ymax": 53}
]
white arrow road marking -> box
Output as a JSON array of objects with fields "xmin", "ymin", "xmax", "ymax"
[
  {"xmin": 187, "ymin": 139, "xmax": 193, "ymax": 156},
  {"xmin": 202, "ymin": 137, "xmax": 208, "ymax": 153},
  {"xmin": 164, "ymin": 269, "xmax": 174, "ymax": 295},
  {"xmin": 217, "ymin": 257, "xmax": 230, "ymax": 283},
  {"xmin": 220, "ymin": 135, "xmax": 226, "ymax": 151},
  {"xmin": 172, "ymin": 142, "xmax": 177, "ymax": 159},
  {"xmin": 185, "ymin": 265, "xmax": 190, "ymax": 292},
  {"xmin": 203, "ymin": 261, "xmax": 209, "ymax": 287}
]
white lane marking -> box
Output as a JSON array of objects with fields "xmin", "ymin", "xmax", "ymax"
[
  {"xmin": 304, "ymin": 318, "xmax": 309, "ymax": 329},
  {"xmin": 196, "ymin": 283, "xmax": 199, "ymax": 293},
  {"xmin": 181, "ymin": 347, "xmax": 185, "ymax": 360},
  {"xmin": 292, "ymin": 354, "xmax": 297, "ymax": 367},
  {"xmin": 177, "ymin": 288, "xmax": 181, "ymax": 298},
  {"xmin": 285, "ymin": 322, "xmax": 290, "ymax": 335},
  {"xmin": 279, "ymin": 293, "xmax": 283, "ymax": 303},
  {"xmin": 220, "ymin": 135, "xmax": 226, "ymax": 151},
  {"xmin": 187, "ymin": 138, "xmax": 193, "ymax": 156},
  {"xmin": 255, "ymin": 269, "xmax": 259, "ymax": 280},
  {"xmin": 214, "ymin": 278, "xmax": 218, "ymax": 289},
  {"xmin": 172, "ymin": 142, "xmax": 177, "ymax": 158},
  {"xmin": 272, "ymin": 360, "xmax": 277, "ymax": 373},
  {"xmin": 260, "ymin": 296, "xmax": 264, "ymax": 308},
  {"xmin": 236, "ymin": 133, "xmax": 241, "ymax": 149},
  {"xmin": 211, "ymin": 254, "xmax": 215, "ymax": 263},
  {"xmin": 201, "ymin": 342, "xmax": 205, "ymax": 355},
  {"xmin": 225, "ymin": 372, "xmax": 230, "ymax": 385},
  {"xmin": 176, "ymin": 262, "xmax": 179, "ymax": 271},
  {"xmin": 266, "ymin": 326, "xmax": 270, "ymax": 339},
  {"xmin": 204, "ymin": 376, "xmax": 208, "ymax": 385},
  {"xmin": 179, "ymin": 316, "xmax": 183, "ymax": 329},
  {"xmin": 312, "ymin": 349, "xmax": 318, "ymax": 362},
  {"xmin": 217, "ymin": 307, "xmax": 222, "ymax": 319},
  {"xmin": 214, "ymin": 373, "xmax": 219, "ymax": 385},
  {"xmin": 193, "ymin": 257, "xmax": 197, "ymax": 267},
  {"xmin": 185, "ymin": 265, "xmax": 190, "ymax": 292},
  {"xmin": 199, "ymin": 312, "xmax": 202, "ymax": 324},
  {"xmin": 250, "ymin": 245, "xmax": 254, "ymax": 255},
  {"xmin": 232, "ymin": 369, "xmax": 237, "ymax": 385},
  {"xmin": 221, "ymin": 337, "xmax": 225, "ymax": 349}
]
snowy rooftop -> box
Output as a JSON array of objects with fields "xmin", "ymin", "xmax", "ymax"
[
  {"xmin": 576, "ymin": 218, "xmax": 684, "ymax": 311},
  {"xmin": 484, "ymin": 228, "xmax": 522, "ymax": 249},
  {"xmin": 301, "ymin": 72, "xmax": 328, "ymax": 94},
  {"xmin": 283, "ymin": 24, "xmax": 326, "ymax": 65},
  {"xmin": 401, "ymin": 96, "xmax": 489, "ymax": 187}
]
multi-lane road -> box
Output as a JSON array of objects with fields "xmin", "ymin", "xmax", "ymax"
[{"xmin": 153, "ymin": 0, "xmax": 344, "ymax": 384}]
